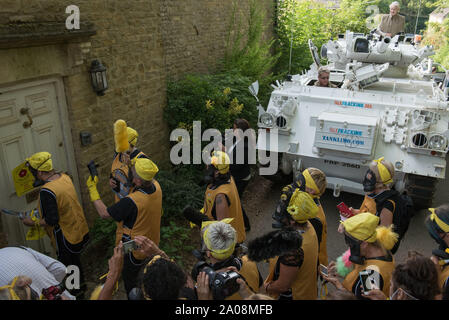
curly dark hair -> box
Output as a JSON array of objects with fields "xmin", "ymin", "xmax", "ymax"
[
  {"xmin": 140, "ymin": 258, "xmax": 187, "ymax": 300},
  {"xmin": 392, "ymin": 251, "xmax": 440, "ymax": 300}
]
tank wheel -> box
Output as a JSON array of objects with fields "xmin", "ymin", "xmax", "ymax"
[{"xmin": 405, "ymin": 174, "xmax": 438, "ymax": 210}]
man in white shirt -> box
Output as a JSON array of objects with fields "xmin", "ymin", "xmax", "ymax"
[{"xmin": 0, "ymin": 246, "xmax": 75, "ymax": 299}]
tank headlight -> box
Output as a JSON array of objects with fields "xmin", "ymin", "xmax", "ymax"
[
  {"xmin": 429, "ymin": 134, "xmax": 447, "ymax": 150},
  {"xmin": 276, "ymin": 115, "xmax": 287, "ymax": 129},
  {"xmin": 259, "ymin": 113, "xmax": 274, "ymax": 127}
]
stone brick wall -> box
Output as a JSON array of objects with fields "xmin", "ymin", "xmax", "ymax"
[{"xmin": 0, "ymin": 0, "xmax": 275, "ymax": 226}]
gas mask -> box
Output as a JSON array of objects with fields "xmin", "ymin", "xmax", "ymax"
[
  {"xmin": 425, "ymin": 217, "xmax": 449, "ymax": 250},
  {"xmin": 344, "ymin": 233, "xmax": 365, "ymax": 265},
  {"xmin": 203, "ymin": 166, "xmax": 216, "ymax": 185},
  {"xmin": 362, "ymin": 169, "xmax": 377, "ymax": 193},
  {"xmin": 27, "ymin": 164, "xmax": 45, "ymax": 188}
]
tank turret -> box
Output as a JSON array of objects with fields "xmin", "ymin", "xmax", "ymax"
[{"xmin": 319, "ymin": 31, "xmax": 436, "ymax": 83}]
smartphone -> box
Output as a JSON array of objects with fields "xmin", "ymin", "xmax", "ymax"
[
  {"xmin": 319, "ymin": 264, "xmax": 328, "ymax": 276},
  {"xmin": 359, "ymin": 270, "xmax": 377, "ymax": 293},
  {"xmin": 123, "ymin": 240, "xmax": 138, "ymax": 254},
  {"xmin": 337, "ymin": 202, "xmax": 353, "ymax": 218}
]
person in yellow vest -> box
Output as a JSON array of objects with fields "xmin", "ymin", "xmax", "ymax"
[
  {"xmin": 194, "ymin": 219, "xmax": 261, "ymax": 300},
  {"xmin": 110, "ymin": 122, "xmax": 149, "ymax": 245},
  {"xmin": 20, "ymin": 151, "xmax": 89, "ymax": 299},
  {"xmin": 302, "ymin": 168, "xmax": 328, "ymax": 266},
  {"xmin": 363, "ymin": 251, "xmax": 440, "ymax": 300},
  {"xmin": 274, "ymin": 169, "xmax": 325, "ymax": 262},
  {"xmin": 264, "ymin": 190, "xmax": 319, "ymax": 300},
  {"xmin": 341, "ymin": 157, "xmax": 404, "ymax": 254},
  {"xmin": 323, "ymin": 212, "xmax": 398, "ymax": 299},
  {"xmin": 86, "ymin": 157, "xmax": 162, "ymax": 298},
  {"xmin": 200, "ymin": 151, "xmax": 246, "ymax": 243},
  {"xmin": 426, "ymin": 204, "xmax": 449, "ymax": 300}
]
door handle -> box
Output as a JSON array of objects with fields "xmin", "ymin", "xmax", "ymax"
[{"xmin": 20, "ymin": 107, "xmax": 33, "ymax": 128}]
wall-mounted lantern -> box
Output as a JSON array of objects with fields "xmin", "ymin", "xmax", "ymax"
[{"xmin": 89, "ymin": 59, "xmax": 108, "ymax": 96}]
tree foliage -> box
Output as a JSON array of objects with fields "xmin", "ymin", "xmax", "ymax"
[{"xmin": 275, "ymin": 0, "xmax": 370, "ymax": 73}]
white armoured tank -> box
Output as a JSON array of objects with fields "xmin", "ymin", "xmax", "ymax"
[{"xmin": 254, "ymin": 30, "xmax": 449, "ymax": 208}]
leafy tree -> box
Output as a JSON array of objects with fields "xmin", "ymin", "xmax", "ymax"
[{"xmin": 275, "ymin": 0, "xmax": 370, "ymax": 74}]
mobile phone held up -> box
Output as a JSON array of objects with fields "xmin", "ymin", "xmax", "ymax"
[
  {"xmin": 123, "ymin": 239, "xmax": 138, "ymax": 255},
  {"xmin": 358, "ymin": 270, "xmax": 377, "ymax": 293},
  {"xmin": 337, "ymin": 202, "xmax": 354, "ymax": 221}
]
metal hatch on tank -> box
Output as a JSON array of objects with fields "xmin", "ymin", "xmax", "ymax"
[{"xmin": 253, "ymin": 30, "xmax": 449, "ymax": 209}]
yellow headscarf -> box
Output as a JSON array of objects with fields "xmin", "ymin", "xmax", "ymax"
[
  {"xmin": 26, "ymin": 152, "xmax": 53, "ymax": 171},
  {"xmin": 134, "ymin": 158, "xmax": 159, "ymax": 181},
  {"xmin": 286, "ymin": 189, "xmax": 319, "ymax": 223},
  {"xmin": 429, "ymin": 208, "xmax": 449, "ymax": 233},
  {"xmin": 0, "ymin": 277, "xmax": 21, "ymax": 300},
  {"xmin": 302, "ymin": 169, "xmax": 321, "ymax": 196},
  {"xmin": 373, "ymin": 157, "xmax": 393, "ymax": 185},
  {"xmin": 210, "ymin": 151, "xmax": 230, "ymax": 174},
  {"xmin": 201, "ymin": 219, "xmax": 236, "ymax": 260}
]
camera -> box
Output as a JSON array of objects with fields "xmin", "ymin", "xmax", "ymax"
[
  {"xmin": 191, "ymin": 261, "xmax": 241, "ymax": 300},
  {"xmin": 272, "ymin": 203, "xmax": 289, "ymax": 229},
  {"xmin": 41, "ymin": 282, "xmax": 66, "ymax": 300}
]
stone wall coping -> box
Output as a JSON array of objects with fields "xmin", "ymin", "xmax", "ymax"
[{"xmin": 0, "ymin": 21, "xmax": 96, "ymax": 49}]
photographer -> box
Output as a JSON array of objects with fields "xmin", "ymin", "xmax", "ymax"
[
  {"xmin": 96, "ymin": 236, "xmax": 198, "ymax": 300},
  {"xmin": 322, "ymin": 212, "xmax": 398, "ymax": 299},
  {"xmin": 0, "ymin": 246, "xmax": 75, "ymax": 300},
  {"xmin": 192, "ymin": 219, "xmax": 262, "ymax": 300},
  {"xmin": 264, "ymin": 190, "xmax": 320, "ymax": 300}
]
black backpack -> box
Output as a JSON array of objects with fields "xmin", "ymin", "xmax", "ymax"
[{"xmin": 375, "ymin": 189, "xmax": 414, "ymax": 241}]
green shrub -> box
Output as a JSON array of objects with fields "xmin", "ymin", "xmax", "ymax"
[{"xmin": 165, "ymin": 73, "xmax": 259, "ymax": 133}]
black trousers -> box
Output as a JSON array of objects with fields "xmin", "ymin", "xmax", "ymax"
[
  {"xmin": 234, "ymin": 178, "xmax": 251, "ymax": 230},
  {"xmin": 54, "ymin": 227, "xmax": 89, "ymax": 299},
  {"xmin": 122, "ymin": 251, "xmax": 145, "ymax": 298}
]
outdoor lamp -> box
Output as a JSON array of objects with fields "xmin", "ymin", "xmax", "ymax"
[{"xmin": 89, "ymin": 59, "xmax": 108, "ymax": 96}]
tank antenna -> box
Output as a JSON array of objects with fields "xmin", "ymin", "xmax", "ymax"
[
  {"xmin": 288, "ymin": 30, "xmax": 293, "ymax": 75},
  {"xmin": 414, "ymin": 0, "xmax": 422, "ymax": 35}
]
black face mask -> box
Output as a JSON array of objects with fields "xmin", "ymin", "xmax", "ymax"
[
  {"xmin": 426, "ymin": 220, "xmax": 448, "ymax": 250},
  {"xmin": 203, "ymin": 166, "xmax": 216, "ymax": 185},
  {"xmin": 344, "ymin": 234, "xmax": 365, "ymax": 265},
  {"xmin": 362, "ymin": 169, "xmax": 377, "ymax": 193},
  {"xmin": 28, "ymin": 166, "xmax": 45, "ymax": 188}
]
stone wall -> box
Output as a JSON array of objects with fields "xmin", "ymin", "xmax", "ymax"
[{"xmin": 0, "ymin": 0, "xmax": 275, "ymax": 227}]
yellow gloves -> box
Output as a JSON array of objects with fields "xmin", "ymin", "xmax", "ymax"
[{"xmin": 87, "ymin": 176, "xmax": 100, "ymax": 202}]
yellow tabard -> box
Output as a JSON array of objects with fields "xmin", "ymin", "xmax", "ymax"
[
  {"xmin": 359, "ymin": 195, "xmax": 377, "ymax": 214},
  {"xmin": 111, "ymin": 151, "xmax": 145, "ymax": 245},
  {"xmin": 265, "ymin": 221, "xmax": 318, "ymax": 300},
  {"xmin": 38, "ymin": 173, "xmax": 89, "ymax": 247},
  {"xmin": 316, "ymin": 204, "xmax": 328, "ymax": 266},
  {"xmin": 439, "ymin": 265, "xmax": 449, "ymax": 294},
  {"xmin": 203, "ymin": 177, "xmax": 245, "ymax": 243},
  {"xmin": 342, "ymin": 257, "xmax": 395, "ymax": 297},
  {"xmin": 226, "ymin": 256, "xmax": 260, "ymax": 300},
  {"xmin": 122, "ymin": 180, "xmax": 162, "ymax": 261}
]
